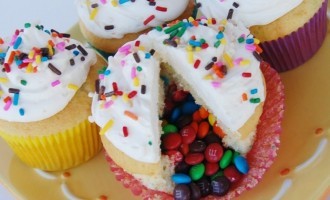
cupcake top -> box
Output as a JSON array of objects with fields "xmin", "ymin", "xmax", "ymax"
[
  {"xmin": 75, "ymin": 0, "xmax": 191, "ymax": 38},
  {"xmin": 92, "ymin": 17, "xmax": 265, "ymax": 163},
  {"xmin": 0, "ymin": 24, "xmax": 96, "ymax": 122},
  {"xmin": 196, "ymin": 0, "xmax": 302, "ymax": 27}
]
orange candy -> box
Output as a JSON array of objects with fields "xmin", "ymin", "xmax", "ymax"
[
  {"xmin": 193, "ymin": 110, "xmax": 202, "ymax": 122},
  {"xmin": 213, "ymin": 123, "xmax": 226, "ymax": 138},
  {"xmin": 190, "ymin": 121, "xmax": 199, "ymax": 132},
  {"xmin": 197, "ymin": 121, "xmax": 209, "ymax": 139},
  {"xmin": 199, "ymin": 107, "xmax": 209, "ymax": 119}
]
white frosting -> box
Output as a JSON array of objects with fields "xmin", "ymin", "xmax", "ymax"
[
  {"xmin": 196, "ymin": 0, "xmax": 302, "ymax": 26},
  {"xmin": 92, "ymin": 18, "xmax": 265, "ymax": 163},
  {"xmin": 75, "ymin": 0, "xmax": 190, "ymax": 38},
  {"xmin": 0, "ymin": 25, "xmax": 96, "ymax": 122}
]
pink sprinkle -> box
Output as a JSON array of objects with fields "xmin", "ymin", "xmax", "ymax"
[
  {"xmin": 9, "ymin": 34, "xmax": 18, "ymax": 46},
  {"xmin": 211, "ymin": 81, "xmax": 221, "ymax": 88},
  {"xmin": 100, "ymin": 0, "xmax": 107, "ymax": 4},
  {"xmin": 120, "ymin": 60, "xmax": 126, "ymax": 67},
  {"xmin": 23, "ymin": 59, "xmax": 34, "ymax": 63},
  {"xmin": 3, "ymin": 100, "xmax": 12, "ymax": 111},
  {"xmin": 245, "ymin": 44, "xmax": 256, "ymax": 51},
  {"xmin": 131, "ymin": 67, "xmax": 137, "ymax": 79},
  {"xmin": 104, "ymin": 100, "xmax": 114, "ymax": 109},
  {"xmin": 99, "ymin": 74, "xmax": 105, "ymax": 80},
  {"xmin": 51, "ymin": 80, "xmax": 61, "ymax": 87},
  {"xmin": 234, "ymin": 58, "xmax": 243, "ymax": 65},
  {"xmin": 56, "ymin": 42, "xmax": 66, "ymax": 51},
  {"xmin": 215, "ymin": 61, "xmax": 223, "ymax": 67},
  {"xmin": 118, "ymin": 44, "xmax": 131, "ymax": 53}
]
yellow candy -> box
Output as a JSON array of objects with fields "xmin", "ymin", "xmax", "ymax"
[
  {"xmin": 90, "ymin": 7, "xmax": 99, "ymax": 20},
  {"xmin": 203, "ymin": 74, "xmax": 213, "ymax": 80},
  {"xmin": 0, "ymin": 78, "xmax": 8, "ymax": 83},
  {"xmin": 187, "ymin": 51, "xmax": 194, "ymax": 64},
  {"xmin": 111, "ymin": 0, "xmax": 118, "ymax": 6},
  {"xmin": 67, "ymin": 84, "xmax": 79, "ymax": 91},
  {"xmin": 208, "ymin": 113, "xmax": 216, "ymax": 126},
  {"xmin": 224, "ymin": 53, "xmax": 234, "ymax": 68},
  {"xmin": 133, "ymin": 77, "xmax": 140, "ymax": 87},
  {"xmin": 240, "ymin": 59, "xmax": 251, "ymax": 66}
]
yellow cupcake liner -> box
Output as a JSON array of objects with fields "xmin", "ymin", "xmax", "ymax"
[{"xmin": 0, "ymin": 120, "xmax": 101, "ymax": 171}]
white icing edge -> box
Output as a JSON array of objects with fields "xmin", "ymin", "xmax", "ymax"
[
  {"xmin": 294, "ymin": 138, "xmax": 328, "ymax": 172},
  {"xmin": 33, "ymin": 169, "xmax": 57, "ymax": 180},
  {"xmin": 272, "ymin": 179, "xmax": 293, "ymax": 200}
]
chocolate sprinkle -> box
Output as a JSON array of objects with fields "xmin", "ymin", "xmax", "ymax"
[
  {"xmin": 48, "ymin": 63, "xmax": 62, "ymax": 75},
  {"xmin": 91, "ymin": 3, "xmax": 98, "ymax": 8},
  {"xmin": 149, "ymin": 49, "xmax": 156, "ymax": 55},
  {"xmin": 104, "ymin": 25, "xmax": 115, "ymax": 30},
  {"xmin": 205, "ymin": 62, "xmax": 214, "ymax": 70},
  {"xmin": 95, "ymin": 79, "xmax": 100, "ymax": 94},
  {"xmin": 141, "ymin": 85, "xmax": 146, "ymax": 94},
  {"xmin": 65, "ymin": 44, "xmax": 77, "ymax": 50},
  {"xmin": 61, "ymin": 33, "xmax": 71, "ymax": 38},
  {"xmin": 100, "ymin": 86, "xmax": 105, "ymax": 94},
  {"xmin": 105, "ymin": 91, "xmax": 114, "ymax": 97},
  {"xmin": 77, "ymin": 45, "xmax": 88, "ymax": 56},
  {"xmin": 233, "ymin": 2, "xmax": 239, "ymax": 8},
  {"xmin": 133, "ymin": 52, "xmax": 141, "ymax": 63},
  {"xmin": 81, "ymin": 56, "xmax": 85, "ymax": 61},
  {"xmin": 8, "ymin": 88, "xmax": 20, "ymax": 94},
  {"xmin": 70, "ymin": 58, "xmax": 75, "ymax": 66},
  {"xmin": 227, "ymin": 9, "xmax": 234, "ymax": 20},
  {"xmin": 253, "ymin": 51, "xmax": 263, "ymax": 61}
]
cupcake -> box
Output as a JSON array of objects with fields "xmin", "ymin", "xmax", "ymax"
[
  {"xmin": 196, "ymin": 0, "xmax": 328, "ymax": 72},
  {"xmin": 0, "ymin": 24, "xmax": 107, "ymax": 171},
  {"xmin": 92, "ymin": 17, "xmax": 285, "ymax": 199},
  {"xmin": 75, "ymin": 0, "xmax": 196, "ymax": 53}
]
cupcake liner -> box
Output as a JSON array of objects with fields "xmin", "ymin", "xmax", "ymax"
[
  {"xmin": 260, "ymin": 0, "xmax": 328, "ymax": 72},
  {"xmin": 0, "ymin": 120, "xmax": 101, "ymax": 171},
  {"xmin": 104, "ymin": 61, "xmax": 285, "ymax": 199}
]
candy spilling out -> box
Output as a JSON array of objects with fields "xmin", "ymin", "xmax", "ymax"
[{"xmin": 160, "ymin": 82, "xmax": 249, "ymax": 199}]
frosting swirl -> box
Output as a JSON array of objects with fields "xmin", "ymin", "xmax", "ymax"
[
  {"xmin": 92, "ymin": 18, "xmax": 265, "ymax": 163},
  {"xmin": 196, "ymin": 0, "xmax": 302, "ymax": 26},
  {"xmin": 75, "ymin": 0, "xmax": 190, "ymax": 38},
  {"xmin": 0, "ymin": 24, "xmax": 96, "ymax": 122}
]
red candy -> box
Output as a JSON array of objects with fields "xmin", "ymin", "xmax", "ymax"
[
  {"xmin": 204, "ymin": 143, "xmax": 223, "ymax": 163},
  {"xmin": 224, "ymin": 165, "xmax": 242, "ymax": 183},
  {"xmin": 197, "ymin": 121, "xmax": 209, "ymax": 139},
  {"xmin": 190, "ymin": 121, "xmax": 199, "ymax": 132},
  {"xmin": 205, "ymin": 162, "xmax": 219, "ymax": 176},
  {"xmin": 179, "ymin": 144, "xmax": 190, "ymax": 156},
  {"xmin": 172, "ymin": 90, "xmax": 188, "ymax": 102},
  {"xmin": 180, "ymin": 126, "xmax": 197, "ymax": 144},
  {"xmin": 162, "ymin": 133, "xmax": 182, "ymax": 150},
  {"xmin": 192, "ymin": 111, "xmax": 202, "ymax": 122},
  {"xmin": 185, "ymin": 153, "xmax": 204, "ymax": 165},
  {"xmin": 165, "ymin": 150, "xmax": 183, "ymax": 163}
]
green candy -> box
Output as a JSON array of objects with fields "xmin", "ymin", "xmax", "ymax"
[
  {"xmin": 219, "ymin": 150, "xmax": 233, "ymax": 169},
  {"xmin": 162, "ymin": 124, "xmax": 178, "ymax": 135},
  {"xmin": 189, "ymin": 163, "xmax": 205, "ymax": 181},
  {"xmin": 211, "ymin": 171, "xmax": 224, "ymax": 180}
]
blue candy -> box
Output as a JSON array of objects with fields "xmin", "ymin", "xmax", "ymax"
[
  {"xmin": 233, "ymin": 155, "xmax": 249, "ymax": 174},
  {"xmin": 170, "ymin": 107, "xmax": 181, "ymax": 122},
  {"xmin": 181, "ymin": 101, "xmax": 200, "ymax": 115},
  {"xmin": 172, "ymin": 173, "xmax": 192, "ymax": 184}
]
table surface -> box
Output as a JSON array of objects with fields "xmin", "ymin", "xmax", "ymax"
[{"xmin": 0, "ymin": 0, "xmax": 78, "ymax": 198}]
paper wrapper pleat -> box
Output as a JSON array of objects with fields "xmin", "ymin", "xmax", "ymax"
[
  {"xmin": 0, "ymin": 120, "xmax": 101, "ymax": 171},
  {"xmin": 260, "ymin": 0, "xmax": 328, "ymax": 72}
]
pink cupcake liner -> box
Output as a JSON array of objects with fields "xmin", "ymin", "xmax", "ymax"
[
  {"xmin": 260, "ymin": 0, "xmax": 328, "ymax": 72},
  {"xmin": 105, "ymin": 61, "xmax": 285, "ymax": 199}
]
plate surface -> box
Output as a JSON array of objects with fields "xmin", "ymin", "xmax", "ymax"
[{"xmin": 1, "ymin": 17, "xmax": 330, "ymax": 200}]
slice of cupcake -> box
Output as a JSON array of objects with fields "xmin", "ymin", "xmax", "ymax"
[
  {"xmin": 92, "ymin": 17, "xmax": 285, "ymax": 199},
  {"xmin": 75, "ymin": 0, "xmax": 196, "ymax": 54},
  {"xmin": 196, "ymin": 0, "xmax": 328, "ymax": 72},
  {"xmin": 0, "ymin": 24, "xmax": 107, "ymax": 171}
]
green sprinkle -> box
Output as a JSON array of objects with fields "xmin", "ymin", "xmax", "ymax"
[
  {"xmin": 155, "ymin": 26, "xmax": 162, "ymax": 32},
  {"xmin": 250, "ymin": 98, "xmax": 261, "ymax": 104},
  {"xmin": 176, "ymin": 26, "xmax": 187, "ymax": 38},
  {"xmin": 200, "ymin": 39, "xmax": 206, "ymax": 44},
  {"xmin": 20, "ymin": 80, "xmax": 27, "ymax": 86},
  {"xmin": 238, "ymin": 37, "xmax": 245, "ymax": 43},
  {"xmin": 164, "ymin": 21, "xmax": 184, "ymax": 34},
  {"xmin": 24, "ymin": 23, "xmax": 31, "ymax": 28},
  {"xmin": 148, "ymin": 141, "xmax": 152, "ymax": 145},
  {"xmin": 214, "ymin": 40, "xmax": 221, "ymax": 48},
  {"xmin": 137, "ymin": 66, "xmax": 142, "ymax": 72}
]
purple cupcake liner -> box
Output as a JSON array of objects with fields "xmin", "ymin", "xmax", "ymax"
[{"xmin": 260, "ymin": 0, "xmax": 328, "ymax": 72}]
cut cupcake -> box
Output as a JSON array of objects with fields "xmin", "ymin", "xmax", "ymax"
[
  {"xmin": 0, "ymin": 24, "xmax": 106, "ymax": 171},
  {"xmin": 91, "ymin": 17, "xmax": 283, "ymax": 198},
  {"xmin": 75, "ymin": 0, "xmax": 196, "ymax": 53},
  {"xmin": 196, "ymin": 0, "xmax": 328, "ymax": 72}
]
